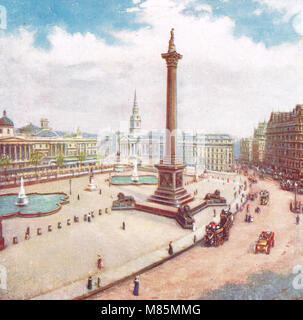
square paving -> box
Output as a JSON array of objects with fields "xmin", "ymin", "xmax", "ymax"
[{"xmin": 0, "ymin": 171, "xmax": 240, "ymax": 299}]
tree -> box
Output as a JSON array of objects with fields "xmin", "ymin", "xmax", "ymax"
[
  {"xmin": 0, "ymin": 155, "xmax": 11, "ymax": 176},
  {"xmin": 29, "ymin": 151, "xmax": 44, "ymax": 172},
  {"xmin": 77, "ymin": 152, "xmax": 86, "ymax": 166},
  {"xmin": 56, "ymin": 153, "xmax": 65, "ymax": 167}
]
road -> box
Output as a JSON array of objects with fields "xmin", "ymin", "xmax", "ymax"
[{"xmin": 90, "ymin": 176, "xmax": 303, "ymax": 300}]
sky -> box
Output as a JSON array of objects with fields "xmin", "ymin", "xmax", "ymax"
[{"xmin": 0, "ymin": 0, "xmax": 302, "ymax": 138}]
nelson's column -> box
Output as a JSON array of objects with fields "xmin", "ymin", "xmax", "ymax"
[{"xmin": 149, "ymin": 29, "xmax": 193, "ymax": 207}]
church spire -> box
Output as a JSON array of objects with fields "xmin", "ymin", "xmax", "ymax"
[
  {"xmin": 133, "ymin": 89, "xmax": 139, "ymax": 114},
  {"xmin": 130, "ymin": 89, "xmax": 141, "ymax": 135}
]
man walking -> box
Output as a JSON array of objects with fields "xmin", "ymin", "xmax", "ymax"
[{"xmin": 168, "ymin": 241, "xmax": 173, "ymax": 255}]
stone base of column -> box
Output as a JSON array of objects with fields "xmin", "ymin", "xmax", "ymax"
[{"xmin": 149, "ymin": 162, "xmax": 193, "ymax": 207}]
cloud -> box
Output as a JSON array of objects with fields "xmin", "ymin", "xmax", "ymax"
[
  {"xmin": 126, "ymin": 7, "xmax": 141, "ymax": 13},
  {"xmin": 195, "ymin": 4, "xmax": 212, "ymax": 14},
  {"xmin": 255, "ymin": 0, "xmax": 303, "ymax": 34},
  {"xmin": 0, "ymin": 0, "xmax": 302, "ymax": 139},
  {"xmin": 253, "ymin": 8, "xmax": 263, "ymax": 16}
]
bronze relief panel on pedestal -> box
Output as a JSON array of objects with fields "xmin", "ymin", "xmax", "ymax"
[
  {"xmin": 160, "ymin": 172, "xmax": 173, "ymax": 188},
  {"xmin": 176, "ymin": 172, "xmax": 183, "ymax": 188}
]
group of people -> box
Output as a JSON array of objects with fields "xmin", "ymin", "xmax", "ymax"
[
  {"xmin": 87, "ymin": 255, "xmax": 140, "ymax": 296},
  {"xmin": 245, "ymin": 213, "xmax": 254, "ymax": 223}
]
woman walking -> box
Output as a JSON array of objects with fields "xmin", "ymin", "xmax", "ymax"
[{"xmin": 133, "ymin": 276, "xmax": 139, "ymax": 296}]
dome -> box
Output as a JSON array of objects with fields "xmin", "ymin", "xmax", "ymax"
[
  {"xmin": 0, "ymin": 110, "xmax": 14, "ymax": 127},
  {"xmin": 35, "ymin": 130, "xmax": 58, "ymax": 137}
]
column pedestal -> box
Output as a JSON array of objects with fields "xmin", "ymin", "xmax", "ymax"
[{"xmin": 149, "ymin": 162, "xmax": 193, "ymax": 207}]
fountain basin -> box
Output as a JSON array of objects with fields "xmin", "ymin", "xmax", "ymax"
[
  {"xmin": 110, "ymin": 175, "xmax": 158, "ymax": 185},
  {"xmin": 0, "ymin": 193, "xmax": 69, "ymax": 218},
  {"xmin": 15, "ymin": 196, "xmax": 29, "ymax": 207}
]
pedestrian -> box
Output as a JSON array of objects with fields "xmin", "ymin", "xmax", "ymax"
[
  {"xmin": 99, "ymin": 209, "xmax": 102, "ymax": 216},
  {"xmin": 133, "ymin": 276, "xmax": 139, "ymax": 296},
  {"xmin": 168, "ymin": 241, "xmax": 173, "ymax": 255},
  {"xmin": 97, "ymin": 276, "xmax": 101, "ymax": 288},
  {"xmin": 97, "ymin": 255, "xmax": 104, "ymax": 269},
  {"xmin": 87, "ymin": 212, "xmax": 91, "ymax": 222},
  {"xmin": 77, "ymin": 194, "xmax": 80, "ymax": 200},
  {"xmin": 87, "ymin": 276, "xmax": 93, "ymax": 290},
  {"xmin": 213, "ymin": 209, "xmax": 216, "ymax": 218},
  {"xmin": 296, "ymin": 214, "xmax": 300, "ymax": 225},
  {"xmin": 246, "ymin": 203, "xmax": 250, "ymax": 213},
  {"xmin": 122, "ymin": 221, "xmax": 126, "ymax": 230},
  {"xmin": 99, "ymin": 189, "xmax": 102, "ymax": 195}
]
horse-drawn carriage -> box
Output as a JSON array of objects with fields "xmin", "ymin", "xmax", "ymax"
[
  {"xmin": 255, "ymin": 231, "xmax": 275, "ymax": 254},
  {"xmin": 260, "ymin": 190, "xmax": 269, "ymax": 205},
  {"xmin": 203, "ymin": 209, "xmax": 233, "ymax": 247}
]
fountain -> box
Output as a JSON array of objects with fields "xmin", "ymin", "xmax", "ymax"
[
  {"xmin": 114, "ymin": 151, "xmax": 124, "ymax": 172},
  {"xmin": 85, "ymin": 169, "xmax": 98, "ymax": 191},
  {"xmin": 195, "ymin": 163, "xmax": 199, "ymax": 182},
  {"xmin": 131, "ymin": 158, "xmax": 139, "ymax": 182},
  {"xmin": 15, "ymin": 177, "xmax": 29, "ymax": 207}
]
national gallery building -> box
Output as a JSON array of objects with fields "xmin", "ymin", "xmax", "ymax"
[{"xmin": 0, "ymin": 111, "xmax": 98, "ymax": 168}]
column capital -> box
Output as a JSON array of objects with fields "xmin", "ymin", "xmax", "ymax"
[
  {"xmin": 161, "ymin": 51, "xmax": 182, "ymax": 67},
  {"xmin": 161, "ymin": 28, "xmax": 182, "ymax": 67}
]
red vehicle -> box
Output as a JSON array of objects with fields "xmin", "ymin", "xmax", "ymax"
[{"xmin": 255, "ymin": 231, "xmax": 275, "ymax": 254}]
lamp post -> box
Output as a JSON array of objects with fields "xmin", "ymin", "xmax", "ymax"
[{"xmin": 294, "ymin": 182, "xmax": 298, "ymax": 209}]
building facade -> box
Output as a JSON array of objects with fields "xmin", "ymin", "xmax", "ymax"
[
  {"xmin": 0, "ymin": 110, "xmax": 98, "ymax": 168},
  {"xmin": 252, "ymin": 121, "xmax": 267, "ymax": 166},
  {"xmin": 240, "ymin": 137, "xmax": 253, "ymax": 164},
  {"xmin": 177, "ymin": 132, "xmax": 234, "ymax": 171},
  {"xmin": 264, "ymin": 104, "xmax": 303, "ymax": 180},
  {"xmin": 107, "ymin": 93, "xmax": 234, "ymax": 172}
]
